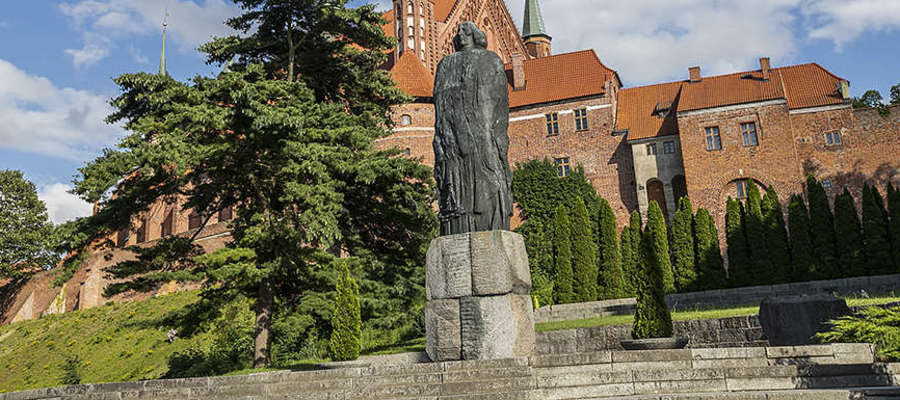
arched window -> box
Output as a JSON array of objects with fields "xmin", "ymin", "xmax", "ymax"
[
  {"xmin": 400, "ymin": 114, "xmax": 412, "ymax": 125},
  {"xmin": 409, "ymin": 26, "xmax": 415, "ymax": 36},
  {"xmin": 672, "ymin": 175, "xmax": 688, "ymax": 203},
  {"xmin": 407, "ymin": 2, "xmax": 413, "ymax": 13},
  {"xmin": 647, "ymin": 178, "xmax": 668, "ymax": 217},
  {"xmin": 419, "ymin": 2, "xmax": 425, "ymax": 15}
]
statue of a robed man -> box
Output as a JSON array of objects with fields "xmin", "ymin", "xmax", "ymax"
[{"xmin": 433, "ymin": 22, "xmax": 513, "ymax": 236}]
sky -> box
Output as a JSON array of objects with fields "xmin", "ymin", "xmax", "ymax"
[{"xmin": 0, "ymin": 0, "xmax": 898, "ymax": 224}]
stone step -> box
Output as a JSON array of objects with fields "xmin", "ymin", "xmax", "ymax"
[{"xmin": 582, "ymin": 388, "xmax": 860, "ymax": 400}]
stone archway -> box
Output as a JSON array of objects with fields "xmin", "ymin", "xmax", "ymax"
[{"xmin": 647, "ymin": 178, "xmax": 668, "ymax": 217}]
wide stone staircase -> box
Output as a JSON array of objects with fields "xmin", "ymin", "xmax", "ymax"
[{"xmin": 3, "ymin": 343, "xmax": 900, "ymax": 399}]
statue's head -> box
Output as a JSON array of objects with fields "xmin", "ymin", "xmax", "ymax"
[{"xmin": 453, "ymin": 21, "xmax": 488, "ymax": 52}]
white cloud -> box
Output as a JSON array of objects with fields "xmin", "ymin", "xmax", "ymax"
[
  {"xmin": 0, "ymin": 21, "xmax": 9, "ymax": 29},
  {"xmin": 38, "ymin": 183, "xmax": 93, "ymax": 225},
  {"xmin": 0, "ymin": 58, "xmax": 122, "ymax": 160},
  {"xmin": 59, "ymin": 0, "xmax": 241, "ymax": 67},
  {"xmin": 65, "ymin": 33, "xmax": 112, "ymax": 68},
  {"xmin": 800, "ymin": 0, "xmax": 900, "ymax": 49},
  {"xmin": 128, "ymin": 44, "xmax": 150, "ymax": 65}
]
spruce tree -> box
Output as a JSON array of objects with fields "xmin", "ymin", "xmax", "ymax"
[
  {"xmin": 330, "ymin": 262, "xmax": 361, "ymax": 361},
  {"xmin": 0, "ymin": 170, "xmax": 58, "ymax": 277},
  {"xmin": 571, "ymin": 197, "xmax": 598, "ymax": 302},
  {"xmin": 693, "ymin": 208, "xmax": 725, "ymax": 290},
  {"xmin": 632, "ymin": 227, "xmax": 674, "ymax": 339},
  {"xmin": 621, "ymin": 211, "xmax": 644, "ymax": 296},
  {"xmin": 671, "ymin": 196, "xmax": 697, "ymax": 292},
  {"xmin": 553, "ymin": 205, "xmax": 576, "ymax": 304},
  {"xmin": 762, "ymin": 186, "xmax": 792, "ymax": 283},
  {"xmin": 726, "ymin": 197, "xmax": 751, "ymax": 287},
  {"xmin": 620, "ymin": 225, "xmax": 637, "ymax": 297},
  {"xmin": 862, "ymin": 185, "xmax": 894, "ymax": 274},
  {"xmin": 833, "ymin": 189, "xmax": 865, "ymax": 277},
  {"xmin": 646, "ymin": 201, "xmax": 675, "ymax": 293},
  {"xmin": 597, "ymin": 197, "xmax": 626, "ymax": 299},
  {"xmin": 745, "ymin": 181, "xmax": 774, "ymax": 283},
  {"xmin": 888, "ymin": 183, "xmax": 900, "ymax": 268},
  {"xmin": 787, "ymin": 195, "xmax": 816, "ymax": 281},
  {"xmin": 807, "ymin": 175, "xmax": 837, "ymax": 279}
]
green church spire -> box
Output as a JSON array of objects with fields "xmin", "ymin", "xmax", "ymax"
[
  {"xmin": 159, "ymin": 11, "xmax": 169, "ymax": 77},
  {"xmin": 522, "ymin": 0, "xmax": 550, "ymax": 40}
]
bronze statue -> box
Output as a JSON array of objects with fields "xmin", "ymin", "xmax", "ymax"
[{"xmin": 433, "ymin": 22, "xmax": 513, "ymax": 236}]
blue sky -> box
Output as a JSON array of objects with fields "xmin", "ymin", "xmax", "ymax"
[{"xmin": 0, "ymin": 0, "xmax": 898, "ymax": 224}]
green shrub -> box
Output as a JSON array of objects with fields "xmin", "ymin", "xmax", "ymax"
[
  {"xmin": 725, "ymin": 197, "xmax": 750, "ymax": 286},
  {"xmin": 833, "ymin": 189, "xmax": 865, "ymax": 277},
  {"xmin": 597, "ymin": 197, "xmax": 626, "ymax": 299},
  {"xmin": 60, "ymin": 355, "xmax": 82, "ymax": 385},
  {"xmin": 620, "ymin": 211, "xmax": 643, "ymax": 297},
  {"xmin": 520, "ymin": 220, "xmax": 554, "ymax": 306},
  {"xmin": 632, "ymin": 219, "xmax": 674, "ymax": 339},
  {"xmin": 788, "ymin": 195, "xmax": 815, "ymax": 281},
  {"xmin": 553, "ymin": 205, "xmax": 576, "ymax": 304},
  {"xmin": 888, "ymin": 183, "xmax": 900, "ymax": 267},
  {"xmin": 571, "ymin": 196, "xmax": 598, "ymax": 302},
  {"xmin": 693, "ymin": 208, "xmax": 725, "ymax": 290},
  {"xmin": 671, "ymin": 197, "xmax": 697, "ymax": 292},
  {"xmin": 330, "ymin": 262, "xmax": 362, "ymax": 361},
  {"xmin": 807, "ymin": 175, "xmax": 836, "ymax": 279},
  {"xmin": 745, "ymin": 181, "xmax": 774, "ymax": 283},
  {"xmin": 762, "ymin": 186, "xmax": 791, "ymax": 283},
  {"xmin": 646, "ymin": 201, "xmax": 674, "ymax": 294},
  {"xmin": 863, "ymin": 185, "xmax": 894, "ymax": 275},
  {"xmin": 817, "ymin": 306, "xmax": 900, "ymax": 361}
]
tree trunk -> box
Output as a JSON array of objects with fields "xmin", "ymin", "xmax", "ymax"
[{"xmin": 253, "ymin": 277, "xmax": 273, "ymax": 368}]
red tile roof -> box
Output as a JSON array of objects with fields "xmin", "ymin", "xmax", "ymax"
[
  {"xmin": 389, "ymin": 51, "xmax": 435, "ymax": 98},
  {"xmin": 434, "ymin": 0, "xmax": 456, "ymax": 22},
  {"xmin": 382, "ymin": 10, "xmax": 395, "ymax": 39},
  {"xmin": 677, "ymin": 70, "xmax": 785, "ymax": 112},
  {"xmin": 779, "ymin": 63, "xmax": 846, "ymax": 109},
  {"xmin": 615, "ymin": 81, "xmax": 683, "ymax": 141},
  {"xmin": 505, "ymin": 50, "xmax": 619, "ymax": 109}
]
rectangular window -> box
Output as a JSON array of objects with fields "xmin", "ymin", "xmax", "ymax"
[
  {"xmin": 188, "ymin": 211, "xmax": 202, "ymax": 230},
  {"xmin": 546, "ymin": 113, "xmax": 559, "ymax": 135},
  {"xmin": 555, "ymin": 157, "xmax": 570, "ymax": 177},
  {"xmin": 646, "ymin": 143, "xmax": 657, "ymax": 155},
  {"xmin": 825, "ymin": 131, "xmax": 842, "ymax": 146},
  {"xmin": 161, "ymin": 210, "xmax": 174, "ymax": 237},
  {"xmin": 741, "ymin": 122, "xmax": 759, "ymax": 146},
  {"xmin": 219, "ymin": 206, "xmax": 234, "ymax": 222},
  {"xmin": 735, "ymin": 179, "xmax": 749, "ymax": 199},
  {"xmin": 574, "ymin": 108, "xmax": 588, "ymax": 131},
  {"xmin": 136, "ymin": 218, "xmax": 147, "ymax": 243},
  {"xmin": 663, "ymin": 141, "xmax": 675, "ymax": 154},
  {"xmin": 705, "ymin": 126, "xmax": 722, "ymax": 151}
]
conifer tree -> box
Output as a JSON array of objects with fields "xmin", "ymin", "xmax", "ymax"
[
  {"xmin": 0, "ymin": 170, "xmax": 58, "ymax": 277},
  {"xmin": 726, "ymin": 197, "xmax": 750, "ymax": 287},
  {"xmin": 621, "ymin": 211, "xmax": 644, "ymax": 296},
  {"xmin": 833, "ymin": 189, "xmax": 865, "ymax": 277},
  {"xmin": 745, "ymin": 181, "xmax": 774, "ymax": 283},
  {"xmin": 671, "ymin": 196, "xmax": 697, "ymax": 292},
  {"xmin": 521, "ymin": 220, "xmax": 554, "ymax": 306},
  {"xmin": 597, "ymin": 197, "xmax": 626, "ymax": 299},
  {"xmin": 646, "ymin": 201, "xmax": 675, "ymax": 293},
  {"xmin": 888, "ymin": 183, "xmax": 900, "ymax": 267},
  {"xmin": 553, "ymin": 205, "xmax": 575, "ymax": 304},
  {"xmin": 807, "ymin": 175, "xmax": 837, "ymax": 278},
  {"xmin": 787, "ymin": 195, "xmax": 816, "ymax": 281},
  {"xmin": 693, "ymin": 208, "xmax": 725, "ymax": 290},
  {"xmin": 330, "ymin": 262, "xmax": 361, "ymax": 361},
  {"xmin": 762, "ymin": 186, "xmax": 791, "ymax": 283},
  {"xmin": 571, "ymin": 197, "xmax": 598, "ymax": 302},
  {"xmin": 862, "ymin": 185, "xmax": 894, "ymax": 274},
  {"xmin": 620, "ymin": 225, "xmax": 636, "ymax": 297},
  {"xmin": 632, "ymin": 227, "xmax": 674, "ymax": 339}
]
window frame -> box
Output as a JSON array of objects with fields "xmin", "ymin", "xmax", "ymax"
[
  {"xmin": 663, "ymin": 141, "xmax": 675, "ymax": 154},
  {"xmin": 400, "ymin": 114, "xmax": 412, "ymax": 126},
  {"xmin": 546, "ymin": 113, "xmax": 559, "ymax": 136},
  {"xmin": 188, "ymin": 211, "xmax": 202, "ymax": 230},
  {"xmin": 574, "ymin": 108, "xmax": 589, "ymax": 131},
  {"xmin": 161, "ymin": 209, "xmax": 174, "ymax": 237},
  {"xmin": 705, "ymin": 126, "xmax": 722, "ymax": 151},
  {"xmin": 825, "ymin": 131, "xmax": 842, "ymax": 146},
  {"xmin": 735, "ymin": 179, "xmax": 749, "ymax": 199},
  {"xmin": 646, "ymin": 143, "xmax": 658, "ymax": 156},
  {"xmin": 555, "ymin": 157, "xmax": 570, "ymax": 177},
  {"xmin": 741, "ymin": 122, "xmax": 759, "ymax": 147}
]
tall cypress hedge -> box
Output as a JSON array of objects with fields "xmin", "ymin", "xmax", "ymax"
[
  {"xmin": 632, "ymin": 226, "xmax": 674, "ymax": 339},
  {"xmin": 620, "ymin": 224, "xmax": 637, "ymax": 297},
  {"xmin": 521, "ymin": 220, "xmax": 554, "ymax": 306},
  {"xmin": 553, "ymin": 205, "xmax": 576, "ymax": 304},
  {"xmin": 330, "ymin": 262, "xmax": 361, "ymax": 361},
  {"xmin": 597, "ymin": 197, "xmax": 626, "ymax": 299},
  {"xmin": 787, "ymin": 195, "xmax": 816, "ymax": 281},
  {"xmin": 726, "ymin": 197, "xmax": 750, "ymax": 287},
  {"xmin": 571, "ymin": 196, "xmax": 598, "ymax": 302},
  {"xmin": 622, "ymin": 210, "xmax": 644, "ymax": 296},
  {"xmin": 745, "ymin": 181, "xmax": 774, "ymax": 283},
  {"xmin": 807, "ymin": 175, "xmax": 837, "ymax": 279},
  {"xmin": 762, "ymin": 185, "xmax": 791, "ymax": 283},
  {"xmin": 888, "ymin": 183, "xmax": 900, "ymax": 267},
  {"xmin": 862, "ymin": 185, "xmax": 894, "ymax": 275},
  {"xmin": 833, "ymin": 189, "xmax": 866, "ymax": 277},
  {"xmin": 671, "ymin": 196, "xmax": 697, "ymax": 292},
  {"xmin": 694, "ymin": 208, "xmax": 725, "ymax": 290},
  {"xmin": 646, "ymin": 201, "xmax": 675, "ymax": 293}
]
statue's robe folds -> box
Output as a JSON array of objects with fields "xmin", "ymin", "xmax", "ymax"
[{"xmin": 433, "ymin": 48, "xmax": 513, "ymax": 235}]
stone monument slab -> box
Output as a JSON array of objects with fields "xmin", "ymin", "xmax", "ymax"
[
  {"xmin": 425, "ymin": 299, "xmax": 462, "ymax": 362},
  {"xmin": 759, "ymin": 294, "xmax": 851, "ymax": 346}
]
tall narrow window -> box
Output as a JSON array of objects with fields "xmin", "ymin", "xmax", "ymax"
[
  {"xmin": 741, "ymin": 122, "xmax": 759, "ymax": 146},
  {"xmin": 825, "ymin": 131, "xmax": 842, "ymax": 146},
  {"xmin": 555, "ymin": 157, "xmax": 570, "ymax": 177},
  {"xmin": 407, "ymin": 2, "xmax": 413, "ymax": 13},
  {"xmin": 705, "ymin": 126, "xmax": 722, "ymax": 151},
  {"xmin": 574, "ymin": 108, "xmax": 588, "ymax": 131},
  {"xmin": 735, "ymin": 179, "xmax": 749, "ymax": 199},
  {"xmin": 188, "ymin": 211, "xmax": 202, "ymax": 230},
  {"xmin": 136, "ymin": 218, "xmax": 147, "ymax": 243},
  {"xmin": 161, "ymin": 210, "xmax": 174, "ymax": 237},
  {"xmin": 409, "ymin": 26, "xmax": 415, "ymax": 36},
  {"xmin": 219, "ymin": 206, "xmax": 234, "ymax": 222},
  {"xmin": 663, "ymin": 141, "xmax": 675, "ymax": 154},
  {"xmin": 546, "ymin": 113, "xmax": 559, "ymax": 135},
  {"xmin": 646, "ymin": 143, "xmax": 658, "ymax": 155}
]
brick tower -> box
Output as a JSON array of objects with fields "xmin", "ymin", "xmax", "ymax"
[{"xmin": 521, "ymin": 0, "xmax": 551, "ymax": 58}]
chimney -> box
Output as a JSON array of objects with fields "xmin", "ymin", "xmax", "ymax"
[
  {"xmin": 760, "ymin": 57, "xmax": 771, "ymax": 80},
  {"xmin": 512, "ymin": 53, "xmax": 526, "ymax": 91},
  {"xmin": 689, "ymin": 66, "xmax": 701, "ymax": 83},
  {"xmin": 837, "ymin": 80, "xmax": 850, "ymax": 100}
]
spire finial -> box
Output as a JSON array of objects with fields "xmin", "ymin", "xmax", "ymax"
[
  {"xmin": 522, "ymin": 0, "xmax": 550, "ymax": 40},
  {"xmin": 159, "ymin": 9, "xmax": 169, "ymax": 77}
]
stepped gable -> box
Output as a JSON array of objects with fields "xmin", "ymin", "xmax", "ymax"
[
  {"xmin": 504, "ymin": 49, "xmax": 619, "ymax": 108},
  {"xmin": 616, "ymin": 81, "xmax": 683, "ymax": 141},
  {"xmin": 389, "ymin": 51, "xmax": 435, "ymax": 98}
]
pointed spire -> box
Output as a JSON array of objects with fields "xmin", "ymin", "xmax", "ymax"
[
  {"xmin": 159, "ymin": 10, "xmax": 169, "ymax": 77},
  {"xmin": 522, "ymin": 0, "xmax": 550, "ymax": 40}
]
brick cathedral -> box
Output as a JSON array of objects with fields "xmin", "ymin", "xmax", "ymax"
[{"xmin": 3, "ymin": 0, "xmax": 898, "ymax": 324}]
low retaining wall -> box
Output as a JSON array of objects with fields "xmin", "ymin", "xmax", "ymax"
[{"xmin": 535, "ymin": 273, "xmax": 900, "ymax": 323}]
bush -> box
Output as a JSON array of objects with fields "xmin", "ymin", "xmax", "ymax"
[
  {"xmin": 807, "ymin": 175, "xmax": 836, "ymax": 278},
  {"xmin": 833, "ymin": 189, "xmax": 865, "ymax": 277},
  {"xmin": 863, "ymin": 185, "xmax": 894, "ymax": 275},
  {"xmin": 693, "ymin": 208, "xmax": 725, "ymax": 290},
  {"xmin": 888, "ymin": 183, "xmax": 900, "ymax": 267},
  {"xmin": 632, "ymin": 221, "xmax": 674, "ymax": 339},
  {"xmin": 817, "ymin": 306, "xmax": 900, "ymax": 361},
  {"xmin": 597, "ymin": 197, "xmax": 626, "ymax": 299},
  {"xmin": 571, "ymin": 196, "xmax": 598, "ymax": 302},
  {"xmin": 762, "ymin": 185, "xmax": 791, "ymax": 283},
  {"xmin": 788, "ymin": 195, "xmax": 816, "ymax": 281},
  {"xmin": 165, "ymin": 297, "xmax": 255, "ymax": 378},
  {"xmin": 330, "ymin": 262, "xmax": 362, "ymax": 361},
  {"xmin": 646, "ymin": 201, "xmax": 674, "ymax": 294},
  {"xmin": 725, "ymin": 197, "xmax": 750, "ymax": 286},
  {"xmin": 60, "ymin": 355, "xmax": 82, "ymax": 385},
  {"xmin": 553, "ymin": 205, "xmax": 576, "ymax": 304},
  {"xmin": 671, "ymin": 197, "xmax": 696, "ymax": 292},
  {"xmin": 745, "ymin": 181, "xmax": 774, "ymax": 283}
]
